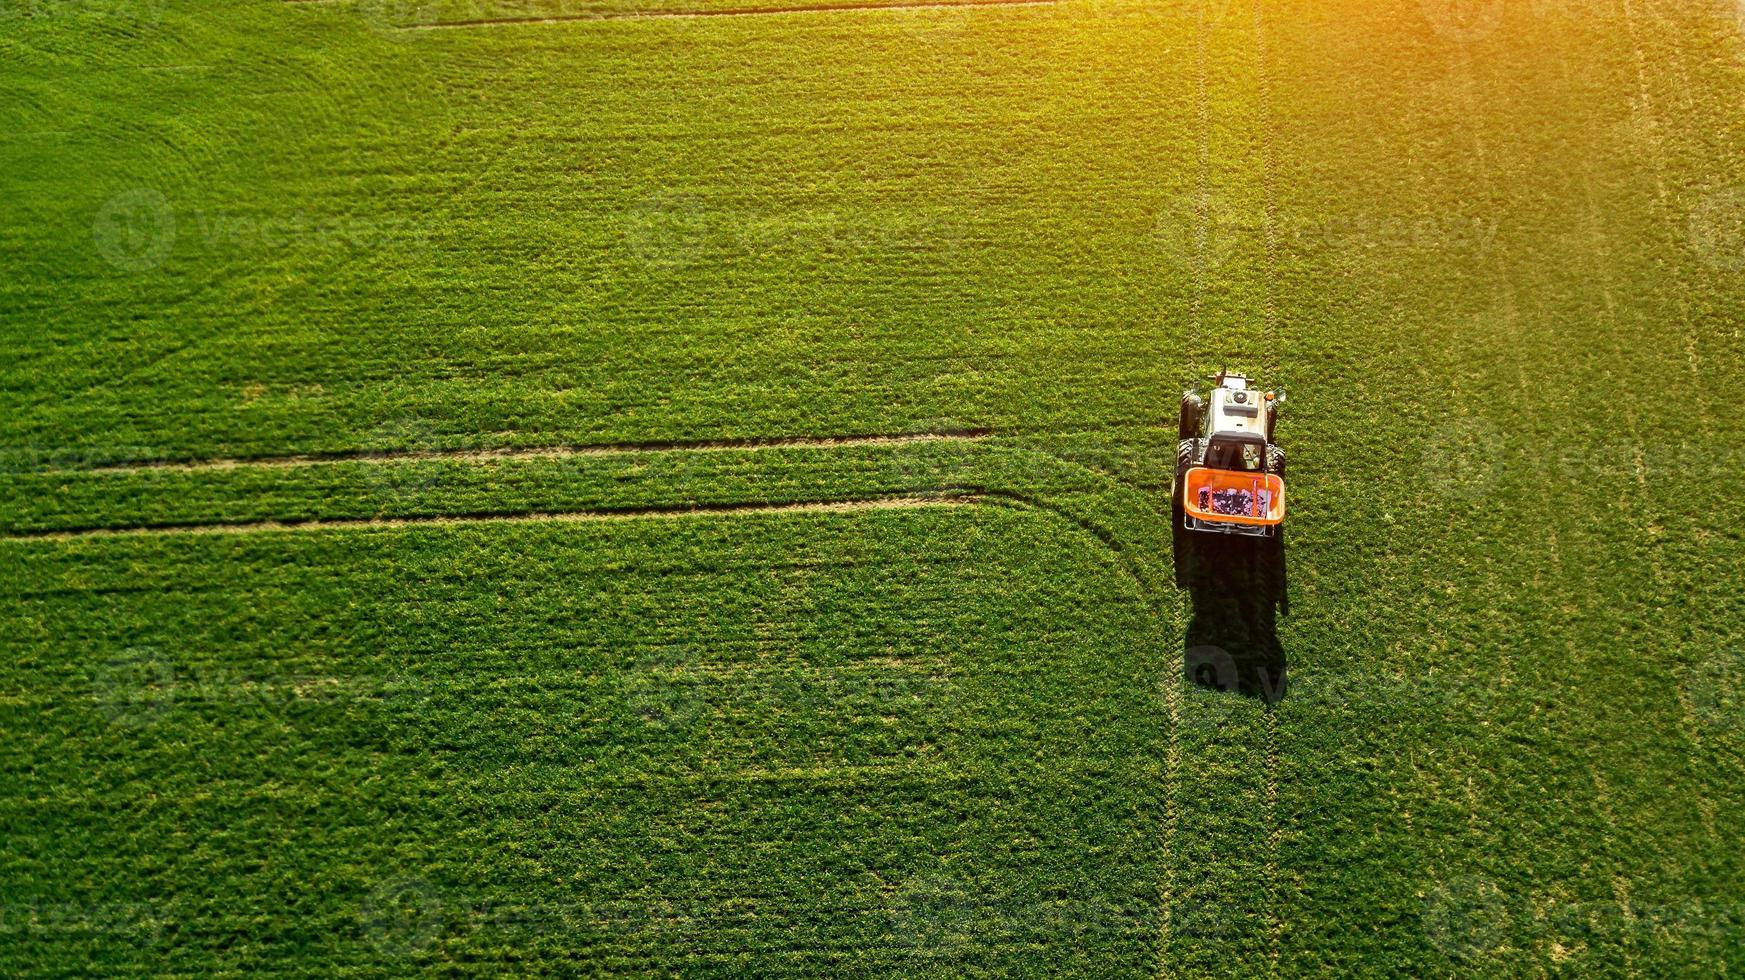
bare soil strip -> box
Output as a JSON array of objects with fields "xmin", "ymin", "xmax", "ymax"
[
  {"xmin": 398, "ymin": 0, "xmax": 1057, "ymax": 29},
  {"xmin": 3, "ymin": 493, "xmax": 979, "ymax": 542},
  {"xmin": 73, "ymin": 429, "xmax": 992, "ymax": 475}
]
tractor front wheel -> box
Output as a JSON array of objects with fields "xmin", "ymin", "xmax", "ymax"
[{"xmin": 1178, "ymin": 392, "xmax": 1204, "ymax": 440}]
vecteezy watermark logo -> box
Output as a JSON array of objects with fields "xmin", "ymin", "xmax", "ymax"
[
  {"xmin": 1183, "ymin": 644, "xmax": 1238, "ymax": 693},
  {"xmin": 92, "ymin": 646, "xmax": 176, "ymax": 728},
  {"xmin": 891, "ymin": 417, "xmax": 983, "ymax": 494},
  {"xmin": 1153, "ymin": 190, "xmax": 1245, "ymax": 273},
  {"xmin": 95, "ymin": 189, "xmax": 428, "ymax": 273},
  {"xmin": 896, "ymin": 3, "xmax": 976, "ymax": 47},
  {"xmin": 0, "ymin": 900, "xmax": 164, "ymax": 944},
  {"xmin": 1422, "ymin": 415, "xmax": 1504, "ymax": 501},
  {"xmin": 355, "ymin": 0, "xmax": 424, "ymax": 35},
  {"xmin": 0, "ymin": 441, "xmax": 157, "ymax": 475},
  {"xmin": 0, "ymin": 0, "xmax": 166, "ymax": 25},
  {"xmin": 624, "ymin": 192, "xmax": 709, "ymax": 270},
  {"xmin": 888, "ymin": 874, "xmax": 980, "ymax": 962},
  {"xmin": 1686, "ymin": 648, "xmax": 1743, "ymax": 737},
  {"xmin": 1687, "ymin": 185, "xmax": 1745, "ymax": 272},
  {"xmin": 1418, "ymin": 0, "xmax": 1506, "ymax": 42},
  {"xmin": 1422, "ymin": 875, "xmax": 1508, "ymax": 961},
  {"xmin": 624, "ymin": 649, "xmax": 708, "ymax": 734},
  {"xmin": 355, "ymin": 0, "xmax": 484, "ymax": 36},
  {"xmin": 1285, "ymin": 212, "xmax": 1500, "ymax": 255},
  {"xmin": 1055, "ymin": 0, "xmax": 1240, "ymax": 30},
  {"xmin": 361, "ymin": 417, "xmax": 445, "ymax": 513},
  {"xmin": 360, "ymin": 878, "xmax": 444, "ymax": 956},
  {"xmin": 1175, "ymin": 645, "xmax": 1248, "ymax": 734},
  {"xmin": 93, "ymin": 188, "xmax": 176, "ymax": 273}
]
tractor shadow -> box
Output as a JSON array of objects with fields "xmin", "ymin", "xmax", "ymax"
[{"xmin": 1173, "ymin": 527, "xmax": 1289, "ymax": 704}]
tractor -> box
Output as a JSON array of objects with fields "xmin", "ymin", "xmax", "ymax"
[{"xmin": 1173, "ymin": 369, "xmax": 1286, "ymax": 539}]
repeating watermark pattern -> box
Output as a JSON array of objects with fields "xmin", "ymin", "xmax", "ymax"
[
  {"xmin": 1175, "ymin": 645, "xmax": 1252, "ymax": 728},
  {"xmin": 896, "ymin": 4, "xmax": 978, "ymax": 47},
  {"xmin": 79, "ymin": 653, "xmax": 957, "ymax": 740},
  {"xmin": 1422, "ymin": 875, "xmax": 1511, "ymax": 960},
  {"xmin": 624, "ymin": 192, "xmax": 711, "ymax": 270},
  {"xmin": 887, "ymin": 872, "xmax": 1185, "ymax": 962},
  {"xmin": 0, "ymin": 901, "xmax": 163, "ymax": 943},
  {"xmin": 89, "ymin": 660, "xmax": 430, "ymax": 729},
  {"xmin": 621, "ymin": 654, "xmax": 960, "ymax": 737},
  {"xmin": 93, "ymin": 189, "xmax": 175, "ymax": 273},
  {"xmin": 888, "ymin": 874, "xmax": 980, "ymax": 960},
  {"xmin": 354, "ymin": 878, "xmax": 783, "ymax": 955},
  {"xmin": 1421, "ymin": 416, "xmax": 1504, "ymax": 501},
  {"xmin": 622, "ymin": 648, "xmax": 709, "ymax": 733},
  {"xmin": 624, "ymin": 195, "xmax": 966, "ymax": 272},
  {"xmin": 356, "ymin": 0, "xmax": 708, "ymax": 34},
  {"xmin": 0, "ymin": 442, "xmax": 156, "ymax": 474},
  {"xmin": 0, "ymin": 0, "xmax": 164, "ymax": 24},
  {"xmin": 1153, "ymin": 190, "xmax": 1246, "ymax": 273},
  {"xmin": 1282, "ymin": 212, "xmax": 1499, "ymax": 255},
  {"xmin": 1419, "ymin": 0, "xmax": 1506, "ymax": 42},
  {"xmin": 1686, "ymin": 648, "xmax": 1743, "ymax": 736},
  {"xmin": 892, "ymin": 419, "xmax": 984, "ymax": 493},
  {"xmin": 1421, "ymin": 422, "xmax": 1745, "ymax": 501},
  {"xmin": 189, "ymin": 209, "xmax": 426, "ymax": 256},
  {"xmin": 1417, "ymin": 0, "xmax": 1726, "ymax": 43},
  {"xmin": 92, "ymin": 646, "xmax": 177, "ymax": 729},
  {"xmin": 1687, "ymin": 185, "xmax": 1745, "ymax": 273},
  {"xmin": 1172, "ymin": 646, "xmax": 1540, "ymax": 722},
  {"xmin": 321, "ymin": 875, "xmax": 1209, "ymax": 960},
  {"xmin": 356, "ymin": 0, "xmax": 434, "ymax": 36},
  {"xmin": 1539, "ymin": 439, "xmax": 1745, "ymax": 484},
  {"xmin": 1054, "ymin": 0, "xmax": 1241, "ymax": 29},
  {"xmin": 93, "ymin": 188, "xmax": 429, "ymax": 273},
  {"xmin": 1423, "ymin": 876, "xmax": 1745, "ymax": 960},
  {"xmin": 1183, "ymin": 644, "xmax": 1240, "ymax": 692},
  {"xmin": 360, "ymin": 879, "xmax": 446, "ymax": 956},
  {"xmin": 361, "ymin": 417, "xmax": 447, "ymax": 512}
]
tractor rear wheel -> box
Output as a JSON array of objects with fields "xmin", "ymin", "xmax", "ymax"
[
  {"xmin": 1177, "ymin": 438, "xmax": 1197, "ymax": 471},
  {"xmin": 1267, "ymin": 446, "xmax": 1286, "ymax": 479},
  {"xmin": 1171, "ymin": 468, "xmax": 1191, "ymax": 588}
]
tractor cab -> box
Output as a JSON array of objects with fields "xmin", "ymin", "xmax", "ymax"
[{"xmin": 1204, "ymin": 433, "xmax": 1268, "ymax": 473}]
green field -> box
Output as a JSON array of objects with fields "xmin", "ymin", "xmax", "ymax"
[{"xmin": 4, "ymin": 0, "xmax": 1745, "ymax": 974}]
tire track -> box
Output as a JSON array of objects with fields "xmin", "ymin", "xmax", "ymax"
[
  {"xmin": 1617, "ymin": 0, "xmax": 1703, "ymax": 378},
  {"xmin": 970, "ymin": 487, "xmax": 1178, "ymax": 980},
  {"xmin": 1, "ymin": 493, "xmax": 978, "ymax": 542},
  {"xmin": 394, "ymin": 0, "xmax": 1057, "ymax": 30},
  {"xmin": 1558, "ymin": 19, "xmax": 1724, "ymax": 855},
  {"xmin": 55, "ymin": 429, "xmax": 991, "ymax": 475},
  {"xmin": 1251, "ymin": 0, "xmax": 1280, "ymax": 383},
  {"xmin": 1250, "ymin": 1, "xmax": 1284, "ymax": 972},
  {"xmin": 1187, "ymin": 0, "xmax": 1213, "ymax": 368}
]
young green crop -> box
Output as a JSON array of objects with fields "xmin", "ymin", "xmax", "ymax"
[{"xmin": 2, "ymin": 0, "xmax": 1743, "ymax": 974}]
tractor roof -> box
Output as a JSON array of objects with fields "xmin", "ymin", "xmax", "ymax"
[{"xmin": 1208, "ymin": 383, "xmax": 1267, "ymax": 439}]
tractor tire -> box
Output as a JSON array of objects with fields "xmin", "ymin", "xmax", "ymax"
[
  {"xmin": 1177, "ymin": 438, "xmax": 1198, "ymax": 471},
  {"xmin": 1267, "ymin": 446, "xmax": 1286, "ymax": 479},
  {"xmin": 1178, "ymin": 392, "xmax": 1204, "ymax": 440},
  {"xmin": 1266, "ymin": 401, "xmax": 1279, "ymax": 441},
  {"xmin": 1171, "ymin": 467, "xmax": 1191, "ymax": 588}
]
